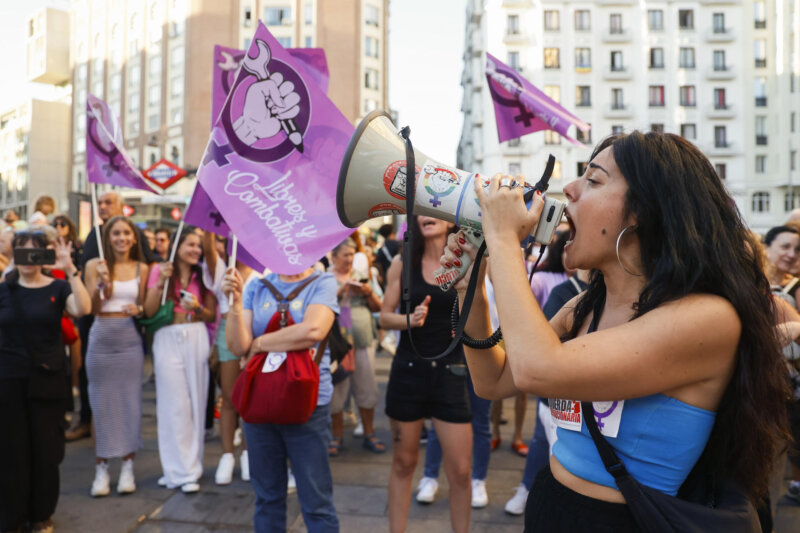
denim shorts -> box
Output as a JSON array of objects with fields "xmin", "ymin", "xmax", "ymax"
[
  {"xmin": 385, "ymin": 357, "xmax": 471, "ymax": 423},
  {"xmin": 215, "ymin": 317, "xmax": 239, "ymax": 363}
]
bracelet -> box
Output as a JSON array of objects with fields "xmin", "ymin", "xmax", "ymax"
[{"xmin": 450, "ymin": 299, "xmax": 503, "ymax": 349}]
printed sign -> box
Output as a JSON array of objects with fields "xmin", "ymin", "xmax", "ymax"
[
  {"xmin": 262, "ymin": 352, "xmax": 287, "ymax": 373},
  {"xmin": 549, "ymin": 399, "xmax": 624, "ymax": 438}
]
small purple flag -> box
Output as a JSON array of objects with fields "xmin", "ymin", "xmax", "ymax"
[
  {"xmin": 197, "ymin": 22, "xmax": 353, "ymax": 275},
  {"xmin": 212, "ymin": 45, "xmax": 330, "ymax": 128},
  {"xmin": 486, "ymin": 53, "xmax": 590, "ymax": 147},
  {"xmin": 86, "ymin": 94, "xmax": 160, "ymax": 193}
]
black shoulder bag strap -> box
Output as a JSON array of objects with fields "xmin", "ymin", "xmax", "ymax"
[{"xmin": 259, "ymin": 276, "xmax": 326, "ymax": 365}]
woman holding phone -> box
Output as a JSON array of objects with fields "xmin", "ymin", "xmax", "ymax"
[{"xmin": 144, "ymin": 228, "xmax": 217, "ymax": 493}]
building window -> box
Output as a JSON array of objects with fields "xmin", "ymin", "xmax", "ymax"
[
  {"xmin": 612, "ymin": 88, "xmax": 624, "ymax": 109},
  {"xmin": 754, "ymin": 77, "xmax": 767, "ymax": 106},
  {"xmin": 128, "ymin": 120, "xmax": 139, "ymax": 137},
  {"xmin": 148, "ymin": 84, "xmax": 160, "ymax": 107},
  {"xmin": 507, "ymin": 51, "xmax": 520, "ymax": 71},
  {"xmin": 792, "ymin": 151, "xmax": 797, "ymax": 171},
  {"xmin": 508, "ymin": 138, "xmax": 521, "ymax": 147},
  {"xmin": 577, "ymin": 162, "xmax": 589, "ymax": 176},
  {"xmin": 365, "ymin": 36, "xmax": 379, "ymax": 58},
  {"xmin": 609, "ymin": 13, "xmax": 622, "ymax": 34},
  {"xmin": 304, "ymin": 3, "xmax": 313, "ymax": 25},
  {"xmin": 170, "ymin": 76, "xmax": 182, "ymax": 98},
  {"xmin": 363, "ymin": 99, "xmax": 378, "ymax": 113},
  {"xmin": 544, "ymin": 85, "xmax": 560, "ymax": 103},
  {"xmin": 714, "ymin": 126, "xmax": 727, "ymax": 147},
  {"xmin": 305, "ymin": 36, "xmax": 312, "ymax": 47},
  {"xmin": 648, "ymin": 9, "xmax": 663, "ymax": 31},
  {"xmin": 712, "ymin": 13, "xmax": 725, "ymax": 33},
  {"xmin": 756, "ymin": 155, "xmax": 767, "ymax": 173},
  {"xmin": 169, "ymin": 106, "xmax": 182, "ymax": 125},
  {"xmin": 679, "ymin": 85, "xmax": 696, "ymax": 107},
  {"xmin": 544, "ymin": 130, "xmax": 561, "ymax": 145},
  {"xmin": 148, "ymin": 112, "xmax": 160, "ymax": 131},
  {"xmin": 714, "ymin": 88, "xmax": 727, "ymax": 109},
  {"xmin": 679, "ymin": 47, "xmax": 695, "ymax": 69},
  {"xmin": 128, "ymin": 92, "xmax": 140, "ymax": 114},
  {"xmin": 650, "ymin": 48, "xmax": 664, "ymax": 69},
  {"xmin": 364, "ymin": 68, "xmax": 379, "ymax": 90},
  {"xmin": 754, "ymin": 1, "xmax": 766, "ymax": 28},
  {"xmin": 754, "ymin": 40, "xmax": 767, "ymax": 68},
  {"xmin": 611, "ymin": 125, "xmax": 624, "ymax": 135},
  {"xmin": 756, "ymin": 116, "xmax": 767, "ymax": 145},
  {"xmin": 575, "ymin": 86, "xmax": 591, "ymax": 107},
  {"xmin": 149, "ymin": 56, "xmax": 161, "ymax": 79},
  {"xmin": 610, "ymin": 51, "xmax": 623, "ymax": 71},
  {"xmin": 678, "ymin": 10, "xmax": 694, "ymax": 30},
  {"xmin": 575, "ymin": 48, "xmax": 591, "ymax": 72},
  {"xmin": 244, "ymin": 6, "xmax": 252, "ymax": 26},
  {"xmin": 278, "ymin": 37, "xmax": 291, "ymax": 48},
  {"xmin": 265, "ymin": 7, "xmax": 292, "ymax": 26},
  {"xmin": 576, "ymin": 124, "xmax": 591, "ymax": 144},
  {"xmin": 651, "ymin": 124, "xmax": 664, "ymax": 134},
  {"xmin": 574, "ymin": 10, "xmax": 590, "ymax": 31},
  {"xmin": 170, "ymin": 46, "xmax": 184, "ymax": 70},
  {"xmin": 715, "ymin": 163, "xmax": 726, "ymax": 180},
  {"xmin": 110, "ymin": 73, "xmax": 121, "ymax": 93},
  {"xmin": 365, "ymin": 5, "xmax": 379, "ymax": 27},
  {"xmin": 509, "ymin": 162, "xmax": 521, "ymax": 175},
  {"xmin": 544, "ymin": 48, "xmax": 560, "ymax": 69},
  {"xmin": 544, "ymin": 10, "xmax": 559, "ymax": 31},
  {"xmin": 752, "ymin": 192, "xmax": 770, "ymax": 213},
  {"xmin": 648, "ymin": 85, "xmax": 664, "ymax": 107},
  {"xmin": 786, "ymin": 192, "xmax": 800, "ymax": 211},
  {"xmin": 681, "ymin": 124, "xmax": 696, "ymax": 140},
  {"xmin": 713, "ymin": 50, "xmax": 726, "ymax": 71},
  {"xmin": 552, "ymin": 161, "xmax": 562, "ymax": 179},
  {"xmin": 792, "ymin": 112, "xmax": 796, "ymax": 133},
  {"xmin": 507, "ymin": 14, "xmax": 519, "ymax": 35}
]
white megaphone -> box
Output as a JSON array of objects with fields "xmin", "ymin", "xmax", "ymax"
[{"xmin": 337, "ymin": 110, "xmax": 565, "ymax": 290}]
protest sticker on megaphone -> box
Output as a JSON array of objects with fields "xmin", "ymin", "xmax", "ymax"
[{"xmin": 197, "ymin": 22, "xmax": 354, "ymax": 275}]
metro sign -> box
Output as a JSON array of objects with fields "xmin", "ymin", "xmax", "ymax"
[{"xmin": 143, "ymin": 159, "xmax": 187, "ymax": 190}]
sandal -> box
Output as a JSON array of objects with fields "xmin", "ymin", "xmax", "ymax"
[
  {"xmin": 511, "ymin": 439, "xmax": 529, "ymax": 457},
  {"xmin": 328, "ymin": 438, "xmax": 342, "ymax": 457},
  {"xmin": 362, "ymin": 433, "xmax": 386, "ymax": 454},
  {"xmin": 491, "ymin": 437, "xmax": 501, "ymax": 451}
]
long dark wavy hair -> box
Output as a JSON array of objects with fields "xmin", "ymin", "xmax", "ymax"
[
  {"xmin": 165, "ymin": 227, "xmax": 207, "ymax": 304},
  {"xmin": 101, "ymin": 216, "xmax": 144, "ymax": 297},
  {"xmin": 406, "ymin": 214, "xmax": 458, "ymax": 269},
  {"xmin": 565, "ymin": 131, "xmax": 789, "ymax": 501}
]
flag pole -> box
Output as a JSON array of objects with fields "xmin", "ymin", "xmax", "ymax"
[
  {"xmin": 161, "ymin": 218, "xmax": 184, "ymax": 305},
  {"xmin": 228, "ymin": 235, "xmax": 238, "ymax": 307},
  {"xmin": 91, "ymin": 184, "xmax": 104, "ymax": 261}
]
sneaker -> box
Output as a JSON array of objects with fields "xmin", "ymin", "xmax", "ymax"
[
  {"xmin": 287, "ymin": 468, "xmax": 297, "ymax": 494},
  {"xmin": 504, "ymin": 484, "xmax": 529, "ymax": 515},
  {"xmin": 117, "ymin": 458, "xmax": 136, "ymax": 494},
  {"xmin": 471, "ymin": 478, "xmax": 488, "ymax": 508},
  {"xmin": 215, "ymin": 453, "xmax": 235, "ymax": 485},
  {"xmin": 90, "ymin": 462, "xmax": 110, "ymax": 497},
  {"xmin": 787, "ymin": 481, "xmax": 800, "ymax": 503},
  {"xmin": 353, "ymin": 422, "xmax": 364, "ymax": 437},
  {"xmin": 66, "ymin": 422, "xmax": 91, "ymax": 442},
  {"xmin": 233, "ymin": 427, "xmax": 243, "ymax": 447},
  {"xmin": 181, "ymin": 482, "xmax": 200, "ymax": 493},
  {"xmin": 416, "ymin": 476, "xmax": 439, "ymax": 504},
  {"xmin": 157, "ymin": 476, "xmax": 168, "ymax": 487},
  {"xmin": 240, "ymin": 450, "xmax": 250, "ymax": 482}
]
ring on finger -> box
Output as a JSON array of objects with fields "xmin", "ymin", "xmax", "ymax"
[{"xmin": 499, "ymin": 177, "xmax": 515, "ymax": 189}]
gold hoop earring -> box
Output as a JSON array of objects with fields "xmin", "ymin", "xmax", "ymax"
[{"xmin": 616, "ymin": 225, "xmax": 642, "ymax": 277}]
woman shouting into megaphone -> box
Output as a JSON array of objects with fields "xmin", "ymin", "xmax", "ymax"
[{"xmin": 443, "ymin": 132, "xmax": 788, "ymax": 532}]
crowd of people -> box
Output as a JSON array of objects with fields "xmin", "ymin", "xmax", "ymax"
[{"xmin": 2, "ymin": 130, "xmax": 800, "ymax": 533}]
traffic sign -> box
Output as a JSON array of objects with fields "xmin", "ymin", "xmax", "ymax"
[{"xmin": 143, "ymin": 159, "xmax": 188, "ymax": 190}]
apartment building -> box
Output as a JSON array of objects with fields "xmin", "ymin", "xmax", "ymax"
[{"xmin": 458, "ymin": 0, "xmax": 800, "ymax": 231}]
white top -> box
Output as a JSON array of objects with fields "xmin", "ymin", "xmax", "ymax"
[
  {"xmin": 202, "ymin": 255, "xmax": 260, "ymax": 315},
  {"xmin": 100, "ymin": 278, "xmax": 139, "ymax": 313}
]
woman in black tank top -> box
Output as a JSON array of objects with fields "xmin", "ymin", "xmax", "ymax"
[{"xmin": 379, "ymin": 215, "xmax": 472, "ymax": 533}]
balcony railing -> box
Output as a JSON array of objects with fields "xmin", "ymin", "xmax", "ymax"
[
  {"xmin": 754, "ymin": 20, "xmax": 767, "ymax": 29},
  {"xmin": 756, "ymin": 135, "xmax": 768, "ymax": 145},
  {"xmin": 755, "ymin": 96, "xmax": 767, "ymax": 107},
  {"xmin": 755, "ymin": 59, "xmax": 767, "ymax": 68}
]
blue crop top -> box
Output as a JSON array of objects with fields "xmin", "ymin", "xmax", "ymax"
[{"xmin": 551, "ymin": 394, "xmax": 715, "ymax": 495}]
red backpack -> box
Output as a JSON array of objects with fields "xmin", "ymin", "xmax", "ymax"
[{"xmin": 232, "ymin": 276, "xmax": 328, "ymax": 425}]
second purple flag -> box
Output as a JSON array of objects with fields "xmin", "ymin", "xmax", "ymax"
[
  {"xmin": 485, "ymin": 53, "xmax": 590, "ymax": 146},
  {"xmin": 196, "ymin": 22, "xmax": 353, "ymax": 275}
]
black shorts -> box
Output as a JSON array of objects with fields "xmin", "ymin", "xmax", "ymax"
[
  {"xmin": 384, "ymin": 357, "xmax": 471, "ymax": 424},
  {"xmin": 525, "ymin": 465, "xmax": 639, "ymax": 533}
]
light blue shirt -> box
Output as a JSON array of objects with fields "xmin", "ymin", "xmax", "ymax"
[{"xmin": 242, "ymin": 272, "xmax": 339, "ymax": 406}]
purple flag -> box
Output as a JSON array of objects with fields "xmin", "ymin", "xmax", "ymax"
[
  {"xmin": 485, "ymin": 53, "xmax": 590, "ymax": 147},
  {"xmin": 86, "ymin": 94, "xmax": 160, "ymax": 193},
  {"xmin": 197, "ymin": 22, "xmax": 354, "ymax": 275},
  {"xmin": 212, "ymin": 45, "xmax": 330, "ymax": 128}
]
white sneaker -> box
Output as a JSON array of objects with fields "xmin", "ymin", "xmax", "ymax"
[
  {"xmin": 504, "ymin": 483, "xmax": 529, "ymax": 516},
  {"xmin": 117, "ymin": 458, "xmax": 136, "ymax": 494},
  {"xmin": 287, "ymin": 468, "xmax": 297, "ymax": 494},
  {"xmin": 416, "ymin": 476, "xmax": 439, "ymax": 504},
  {"xmin": 353, "ymin": 422, "xmax": 364, "ymax": 437},
  {"xmin": 215, "ymin": 453, "xmax": 235, "ymax": 485},
  {"xmin": 240, "ymin": 450, "xmax": 250, "ymax": 481},
  {"xmin": 157, "ymin": 476, "xmax": 168, "ymax": 487},
  {"xmin": 233, "ymin": 427, "xmax": 243, "ymax": 447},
  {"xmin": 90, "ymin": 462, "xmax": 110, "ymax": 497},
  {"xmin": 181, "ymin": 482, "xmax": 200, "ymax": 493},
  {"xmin": 471, "ymin": 478, "xmax": 488, "ymax": 508}
]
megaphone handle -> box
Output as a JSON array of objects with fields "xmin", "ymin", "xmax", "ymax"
[{"xmin": 433, "ymin": 228, "xmax": 485, "ymax": 292}]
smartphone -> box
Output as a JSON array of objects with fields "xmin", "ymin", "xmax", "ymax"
[
  {"xmin": 14, "ymin": 248, "xmax": 55, "ymax": 266},
  {"xmin": 179, "ymin": 289, "xmax": 193, "ymax": 299}
]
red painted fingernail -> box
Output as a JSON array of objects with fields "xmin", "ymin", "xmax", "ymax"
[
  {"xmin": 454, "ymin": 248, "xmax": 462, "ymax": 257},
  {"xmin": 458, "ymin": 237, "xmax": 466, "ymax": 245},
  {"xmin": 453, "ymin": 259, "xmax": 462, "ymax": 267},
  {"xmin": 445, "ymin": 262, "xmax": 452, "ymax": 268},
  {"xmin": 536, "ymin": 190, "xmax": 542, "ymax": 196}
]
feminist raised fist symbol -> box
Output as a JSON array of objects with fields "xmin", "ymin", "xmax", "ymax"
[{"xmin": 233, "ymin": 39, "xmax": 304, "ymax": 151}]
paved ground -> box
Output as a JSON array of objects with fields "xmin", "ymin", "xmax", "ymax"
[{"xmin": 53, "ymin": 350, "xmax": 800, "ymax": 532}]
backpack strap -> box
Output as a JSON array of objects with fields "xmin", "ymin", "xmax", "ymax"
[
  {"xmin": 784, "ymin": 277, "xmax": 800, "ymax": 295},
  {"xmin": 260, "ymin": 275, "xmax": 320, "ymax": 328}
]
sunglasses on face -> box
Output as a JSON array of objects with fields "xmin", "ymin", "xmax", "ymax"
[{"xmin": 54, "ymin": 221, "xmax": 68, "ymax": 227}]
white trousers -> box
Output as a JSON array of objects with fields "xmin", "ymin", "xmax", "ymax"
[{"xmin": 153, "ymin": 322, "xmax": 210, "ymax": 488}]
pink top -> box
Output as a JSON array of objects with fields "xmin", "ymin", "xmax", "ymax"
[{"xmin": 147, "ymin": 263, "xmax": 203, "ymax": 313}]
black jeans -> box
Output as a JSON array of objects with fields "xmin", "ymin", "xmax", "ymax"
[
  {"xmin": 77, "ymin": 314, "xmax": 93, "ymax": 424},
  {"xmin": 0, "ymin": 378, "xmax": 66, "ymax": 530}
]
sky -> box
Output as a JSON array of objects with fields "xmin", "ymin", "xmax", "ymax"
[{"xmin": 0, "ymin": 0, "xmax": 466, "ymax": 162}]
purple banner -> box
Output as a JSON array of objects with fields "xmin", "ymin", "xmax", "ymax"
[
  {"xmin": 198, "ymin": 22, "xmax": 353, "ymax": 275},
  {"xmin": 485, "ymin": 53, "xmax": 590, "ymax": 146},
  {"xmin": 212, "ymin": 45, "xmax": 330, "ymax": 128},
  {"xmin": 86, "ymin": 94, "xmax": 160, "ymax": 193}
]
